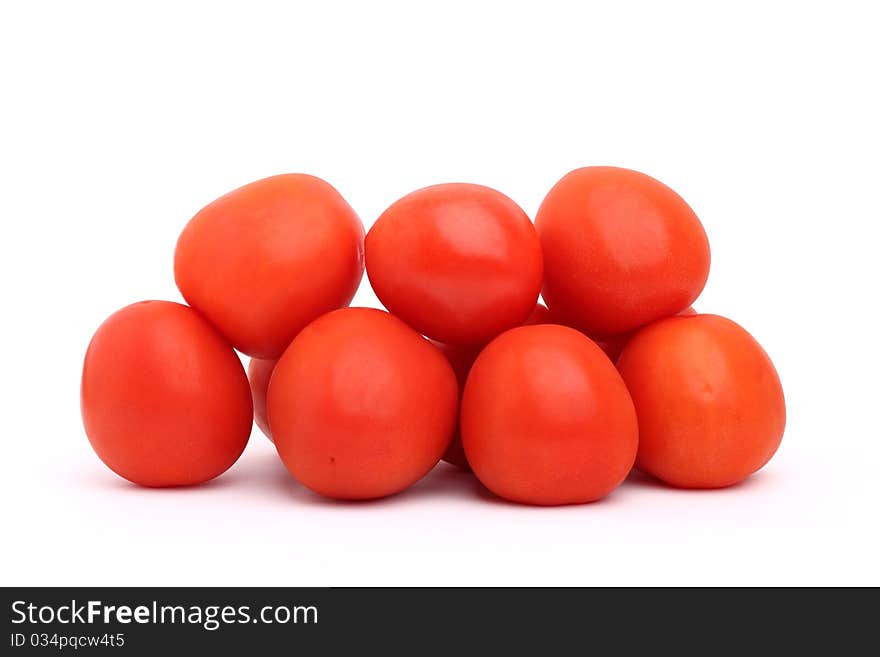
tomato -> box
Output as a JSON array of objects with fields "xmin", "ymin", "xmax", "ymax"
[
  {"xmin": 617, "ymin": 314, "xmax": 785, "ymax": 488},
  {"xmin": 174, "ymin": 174, "xmax": 365, "ymax": 358},
  {"xmin": 268, "ymin": 307, "xmax": 459, "ymax": 500},
  {"xmin": 435, "ymin": 303, "xmax": 553, "ymax": 471},
  {"xmin": 461, "ymin": 324, "xmax": 638, "ymax": 505},
  {"xmin": 432, "ymin": 341, "xmax": 482, "ymax": 470},
  {"xmin": 365, "ymin": 183, "xmax": 543, "ymax": 345},
  {"xmin": 524, "ymin": 302, "xmax": 554, "ymax": 325},
  {"xmin": 598, "ymin": 306, "xmax": 697, "ymax": 363},
  {"xmin": 247, "ymin": 357, "xmax": 277, "ymax": 441},
  {"xmin": 535, "ymin": 166, "xmax": 710, "ymax": 337},
  {"xmin": 81, "ymin": 301, "xmax": 253, "ymax": 487}
]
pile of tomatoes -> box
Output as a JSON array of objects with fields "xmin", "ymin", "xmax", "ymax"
[{"xmin": 81, "ymin": 167, "xmax": 785, "ymax": 505}]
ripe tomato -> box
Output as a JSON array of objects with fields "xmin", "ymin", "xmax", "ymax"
[
  {"xmin": 81, "ymin": 301, "xmax": 253, "ymax": 487},
  {"xmin": 432, "ymin": 341, "xmax": 482, "ymax": 470},
  {"xmin": 247, "ymin": 357, "xmax": 277, "ymax": 441},
  {"xmin": 535, "ymin": 166, "xmax": 710, "ymax": 337},
  {"xmin": 461, "ymin": 324, "xmax": 638, "ymax": 505},
  {"xmin": 365, "ymin": 183, "xmax": 543, "ymax": 345},
  {"xmin": 174, "ymin": 174, "xmax": 365, "ymax": 358},
  {"xmin": 268, "ymin": 307, "xmax": 459, "ymax": 500},
  {"xmin": 435, "ymin": 303, "xmax": 553, "ymax": 471},
  {"xmin": 524, "ymin": 302, "xmax": 554, "ymax": 325},
  {"xmin": 598, "ymin": 306, "xmax": 697, "ymax": 363},
  {"xmin": 617, "ymin": 314, "xmax": 785, "ymax": 488}
]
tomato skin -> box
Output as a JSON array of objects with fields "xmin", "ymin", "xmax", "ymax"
[
  {"xmin": 617, "ymin": 314, "xmax": 785, "ymax": 488},
  {"xmin": 435, "ymin": 303, "xmax": 553, "ymax": 470},
  {"xmin": 365, "ymin": 183, "xmax": 543, "ymax": 345},
  {"xmin": 535, "ymin": 167, "xmax": 710, "ymax": 337},
  {"xmin": 461, "ymin": 324, "xmax": 638, "ymax": 505},
  {"xmin": 174, "ymin": 174, "xmax": 365, "ymax": 359},
  {"xmin": 268, "ymin": 307, "xmax": 459, "ymax": 500},
  {"xmin": 598, "ymin": 306, "xmax": 697, "ymax": 363},
  {"xmin": 524, "ymin": 302, "xmax": 554, "ymax": 325},
  {"xmin": 247, "ymin": 358, "xmax": 278, "ymax": 441},
  {"xmin": 81, "ymin": 301, "xmax": 253, "ymax": 487},
  {"xmin": 432, "ymin": 341, "xmax": 482, "ymax": 470}
]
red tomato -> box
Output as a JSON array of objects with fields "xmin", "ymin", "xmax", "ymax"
[
  {"xmin": 461, "ymin": 324, "xmax": 638, "ymax": 505},
  {"xmin": 524, "ymin": 302, "xmax": 554, "ymax": 325},
  {"xmin": 598, "ymin": 306, "xmax": 697, "ymax": 363},
  {"xmin": 174, "ymin": 174, "xmax": 365, "ymax": 358},
  {"xmin": 435, "ymin": 303, "xmax": 553, "ymax": 470},
  {"xmin": 81, "ymin": 301, "xmax": 253, "ymax": 487},
  {"xmin": 536, "ymin": 167, "xmax": 710, "ymax": 337},
  {"xmin": 268, "ymin": 308, "xmax": 459, "ymax": 500},
  {"xmin": 365, "ymin": 183, "xmax": 543, "ymax": 345},
  {"xmin": 617, "ymin": 314, "xmax": 785, "ymax": 488},
  {"xmin": 432, "ymin": 341, "xmax": 482, "ymax": 470},
  {"xmin": 247, "ymin": 357, "xmax": 277, "ymax": 441}
]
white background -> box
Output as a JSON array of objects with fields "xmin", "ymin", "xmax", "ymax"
[{"xmin": 1, "ymin": 1, "xmax": 878, "ymax": 586}]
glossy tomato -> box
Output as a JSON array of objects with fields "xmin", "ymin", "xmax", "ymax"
[
  {"xmin": 435, "ymin": 303, "xmax": 553, "ymax": 470},
  {"xmin": 175, "ymin": 174, "xmax": 365, "ymax": 358},
  {"xmin": 536, "ymin": 166, "xmax": 710, "ymax": 337},
  {"xmin": 268, "ymin": 307, "xmax": 458, "ymax": 500},
  {"xmin": 597, "ymin": 306, "xmax": 697, "ymax": 363},
  {"xmin": 365, "ymin": 183, "xmax": 543, "ymax": 345},
  {"xmin": 81, "ymin": 301, "xmax": 253, "ymax": 487},
  {"xmin": 461, "ymin": 324, "xmax": 638, "ymax": 505},
  {"xmin": 247, "ymin": 357, "xmax": 277, "ymax": 441},
  {"xmin": 617, "ymin": 314, "xmax": 785, "ymax": 488}
]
